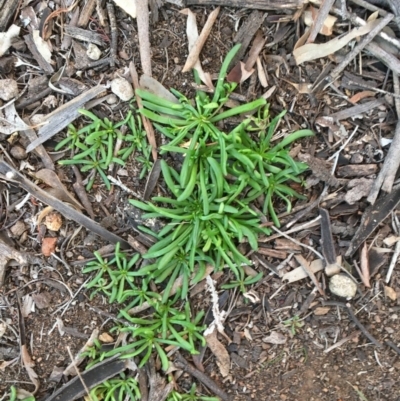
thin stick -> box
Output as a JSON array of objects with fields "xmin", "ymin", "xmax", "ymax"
[
  {"xmin": 107, "ymin": 2, "xmax": 118, "ymax": 68},
  {"xmin": 182, "ymin": 7, "xmax": 220, "ymax": 73},
  {"xmin": 66, "ymin": 346, "xmax": 92, "ymax": 399},
  {"xmin": 324, "ymin": 12, "xmax": 394, "ymax": 90},
  {"xmin": 324, "ymin": 331, "xmax": 360, "ymax": 353},
  {"xmin": 368, "ymin": 120, "xmax": 400, "ymax": 203},
  {"xmin": 129, "ymin": 61, "xmax": 157, "ymax": 161},
  {"xmin": 328, "ymin": 125, "xmax": 359, "ymax": 161},
  {"xmin": 323, "ymin": 301, "xmax": 383, "ymax": 348},
  {"xmin": 174, "ymin": 352, "xmax": 229, "ymax": 401},
  {"xmin": 386, "ymin": 239, "xmax": 400, "ymax": 283},
  {"xmin": 271, "ymin": 226, "xmax": 324, "ymax": 259},
  {"xmin": 136, "ymin": 0, "xmax": 152, "ymax": 76},
  {"xmin": 307, "ymin": 0, "xmax": 336, "ymax": 44}
]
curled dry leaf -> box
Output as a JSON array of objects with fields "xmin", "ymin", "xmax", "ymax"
[
  {"xmin": 32, "ymin": 30, "xmax": 53, "ymax": 64},
  {"xmin": 384, "ymin": 286, "xmax": 397, "ymax": 301},
  {"xmin": 294, "ymin": 19, "xmax": 381, "ymax": 65},
  {"xmin": 21, "ymin": 344, "xmax": 40, "ymax": 394},
  {"xmin": 22, "ymin": 295, "xmax": 35, "ymax": 317},
  {"xmin": 0, "ymin": 24, "xmax": 20, "ymax": 56},
  {"xmin": 112, "ymin": 0, "xmax": 136, "ymax": 18},
  {"xmin": 140, "ymin": 74, "xmax": 179, "ymax": 104},
  {"xmin": 180, "ymin": 8, "xmax": 213, "ymax": 89},
  {"xmin": 263, "ymin": 331, "xmax": 287, "ymax": 344},
  {"xmin": 34, "ymin": 169, "xmax": 83, "ymax": 209},
  {"xmin": 349, "ymin": 90, "xmax": 376, "ymax": 103},
  {"xmin": 345, "ymin": 178, "xmax": 373, "ymax": 205},
  {"xmin": 303, "ymin": 8, "xmax": 337, "ymax": 36},
  {"xmin": 0, "ymin": 103, "xmax": 30, "ymax": 135},
  {"xmin": 282, "ymin": 259, "xmax": 324, "ymax": 283},
  {"xmin": 42, "ymin": 237, "xmax": 58, "ymax": 257},
  {"xmin": 204, "ymin": 329, "xmax": 230, "ymax": 377},
  {"xmin": 257, "ymin": 56, "xmax": 268, "ymax": 87}
]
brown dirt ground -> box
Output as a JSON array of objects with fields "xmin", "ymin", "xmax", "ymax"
[{"xmin": 1, "ymin": 3, "xmax": 400, "ymax": 401}]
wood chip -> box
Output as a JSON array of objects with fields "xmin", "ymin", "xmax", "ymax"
[{"xmin": 26, "ymin": 85, "xmax": 106, "ymax": 153}]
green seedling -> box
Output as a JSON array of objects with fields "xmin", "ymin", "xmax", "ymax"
[
  {"xmin": 89, "ymin": 372, "xmax": 141, "ymax": 401},
  {"xmin": 282, "ymin": 315, "xmax": 304, "ymax": 336},
  {"xmin": 104, "ymin": 297, "xmax": 205, "ymax": 371},
  {"xmin": 57, "ymin": 109, "xmax": 151, "ymax": 190},
  {"xmin": 7, "ymin": 386, "xmax": 35, "ymax": 401},
  {"xmin": 167, "ymin": 384, "xmax": 220, "ymax": 401},
  {"xmin": 83, "ymin": 243, "xmax": 141, "ymax": 304}
]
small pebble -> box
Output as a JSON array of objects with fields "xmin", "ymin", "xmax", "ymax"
[
  {"xmin": 110, "ymin": 77, "xmax": 134, "ymax": 101},
  {"xmin": 86, "ymin": 43, "xmax": 101, "ymax": 60},
  {"xmin": 329, "ymin": 274, "xmax": 357, "ymax": 299},
  {"xmin": 106, "ymin": 94, "xmax": 118, "ymax": 105},
  {"xmin": 0, "ymin": 78, "xmax": 18, "ymax": 100},
  {"xmin": 10, "ymin": 145, "xmax": 27, "ymax": 160},
  {"xmin": 350, "ymin": 153, "xmax": 363, "ymax": 164}
]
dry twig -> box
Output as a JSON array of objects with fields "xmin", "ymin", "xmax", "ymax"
[{"xmin": 136, "ymin": 0, "xmax": 152, "ymax": 76}]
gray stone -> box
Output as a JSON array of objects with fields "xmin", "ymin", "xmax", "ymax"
[{"xmin": 329, "ymin": 274, "xmax": 357, "ymax": 299}]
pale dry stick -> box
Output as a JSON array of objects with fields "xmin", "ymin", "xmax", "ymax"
[
  {"xmin": 328, "ymin": 125, "xmax": 359, "ymax": 161},
  {"xmin": 52, "ymin": 276, "xmax": 92, "ymax": 316},
  {"xmin": 323, "ymin": 12, "xmax": 394, "ymax": 91},
  {"xmin": 331, "ymin": 7, "xmax": 400, "ymax": 51},
  {"xmin": 107, "ymin": 175, "xmax": 142, "ymax": 198},
  {"xmin": 136, "ymin": 0, "xmax": 152, "ymax": 76},
  {"xmin": 307, "ymin": 0, "xmax": 336, "ymax": 44},
  {"xmin": 393, "ymin": 70, "xmax": 400, "ymax": 119},
  {"xmin": 368, "ymin": 119, "xmax": 400, "ymax": 203},
  {"xmin": 386, "ymin": 240, "xmax": 400, "ymax": 283},
  {"xmin": 271, "ymin": 226, "xmax": 324, "ymax": 259},
  {"xmin": 263, "ymin": 215, "xmax": 321, "ymax": 243},
  {"xmin": 324, "ymin": 331, "xmax": 360, "ymax": 353},
  {"xmin": 349, "ymin": 0, "xmax": 389, "ymax": 16},
  {"xmin": 66, "ymin": 346, "xmax": 93, "ymax": 400},
  {"xmin": 365, "ymin": 41, "xmax": 400, "ymax": 75},
  {"xmin": 182, "ymin": 7, "xmax": 220, "ymax": 73},
  {"xmin": 129, "ymin": 61, "xmax": 157, "ymax": 161}
]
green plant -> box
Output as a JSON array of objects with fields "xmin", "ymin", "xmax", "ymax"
[
  {"xmin": 130, "ymin": 44, "xmax": 312, "ymax": 293},
  {"xmin": 56, "ymin": 110, "xmax": 152, "ymax": 190},
  {"xmin": 83, "ymin": 243, "xmax": 141, "ymax": 304},
  {"xmin": 167, "ymin": 384, "xmax": 219, "ymax": 401},
  {"xmin": 282, "ymin": 315, "xmax": 304, "ymax": 336},
  {"xmin": 7, "ymin": 387, "xmax": 35, "ymax": 401},
  {"xmin": 89, "ymin": 372, "xmax": 141, "ymax": 401},
  {"xmin": 104, "ymin": 297, "xmax": 205, "ymax": 371}
]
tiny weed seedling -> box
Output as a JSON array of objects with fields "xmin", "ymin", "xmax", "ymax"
[
  {"xmin": 89, "ymin": 372, "xmax": 141, "ymax": 401},
  {"xmin": 56, "ymin": 110, "xmax": 152, "ymax": 190},
  {"xmin": 282, "ymin": 315, "xmax": 304, "ymax": 336},
  {"xmin": 166, "ymin": 384, "xmax": 220, "ymax": 401}
]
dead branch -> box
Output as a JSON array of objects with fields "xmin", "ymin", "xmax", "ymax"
[
  {"xmin": 136, "ymin": 0, "xmax": 152, "ymax": 76},
  {"xmin": 368, "ymin": 120, "xmax": 400, "ymax": 203},
  {"xmin": 0, "ymin": 0, "xmax": 19, "ymax": 32},
  {"xmin": 0, "ymin": 161, "xmax": 130, "ymax": 249},
  {"xmin": 307, "ymin": 0, "xmax": 336, "ymax": 44},
  {"xmin": 78, "ymin": 0, "xmax": 96, "ymax": 27},
  {"xmin": 26, "ymin": 85, "xmax": 106, "ymax": 153},
  {"xmin": 182, "ymin": 7, "xmax": 220, "ymax": 73},
  {"xmin": 325, "ymin": 13, "xmax": 394, "ymax": 88},
  {"xmin": 174, "ymin": 352, "xmax": 230, "ymax": 401},
  {"xmin": 185, "ymin": 0, "xmax": 303, "ymax": 9},
  {"xmin": 129, "ymin": 61, "xmax": 158, "ymax": 161}
]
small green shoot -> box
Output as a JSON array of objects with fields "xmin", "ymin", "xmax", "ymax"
[{"xmin": 282, "ymin": 315, "xmax": 304, "ymax": 336}]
